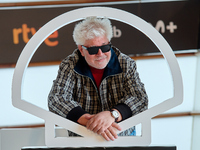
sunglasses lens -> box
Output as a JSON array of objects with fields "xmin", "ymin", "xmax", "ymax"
[
  {"xmin": 87, "ymin": 47, "xmax": 99, "ymax": 55},
  {"xmin": 101, "ymin": 44, "xmax": 111, "ymax": 53},
  {"xmin": 86, "ymin": 44, "xmax": 111, "ymax": 55}
]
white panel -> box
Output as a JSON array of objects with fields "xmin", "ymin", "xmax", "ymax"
[
  {"xmin": 136, "ymin": 58, "xmax": 173, "ymax": 108},
  {"xmin": 193, "ymin": 53, "xmax": 200, "ymax": 111},
  {"xmin": 191, "ymin": 116, "xmax": 200, "ymax": 150},
  {"xmin": 0, "ymin": 68, "xmax": 44, "ymax": 126},
  {"xmin": 0, "ymin": 117, "xmax": 193, "ymax": 150},
  {"xmin": 22, "ymin": 65, "xmax": 58, "ymax": 110},
  {"xmin": 136, "ymin": 56, "xmax": 197, "ymax": 114},
  {"xmin": 0, "ymin": 68, "xmax": 42, "ymax": 127},
  {"xmin": 191, "ymin": 54, "xmax": 200, "ymax": 150},
  {"xmin": 0, "ymin": 56, "xmax": 196, "ymax": 126},
  {"xmin": 0, "ymin": 65, "xmax": 58, "ymax": 127},
  {"xmin": 0, "ymin": 128, "xmax": 45, "ymax": 150},
  {"xmin": 151, "ymin": 116, "xmax": 193, "ymax": 150},
  {"xmin": 172, "ymin": 56, "xmax": 196, "ymax": 113}
]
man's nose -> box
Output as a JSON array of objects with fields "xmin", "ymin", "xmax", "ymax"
[{"xmin": 96, "ymin": 48, "xmax": 103, "ymax": 55}]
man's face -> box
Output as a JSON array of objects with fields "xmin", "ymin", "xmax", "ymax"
[{"xmin": 78, "ymin": 36, "xmax": 111, "ymax": 69}]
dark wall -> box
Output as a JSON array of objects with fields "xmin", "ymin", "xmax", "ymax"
[{"xmin": 0, "ymin": 1, "xmax": 199, "ymax": 65}]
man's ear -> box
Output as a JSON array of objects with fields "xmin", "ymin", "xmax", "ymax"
[{"xmin": 78, "ymin": 45, "xmax": 85, "ymax": 57}]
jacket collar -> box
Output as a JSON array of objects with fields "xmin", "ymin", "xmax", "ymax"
[{"xmin": 74, "ymin": 48, "xmax": 123, "ymax": 80}]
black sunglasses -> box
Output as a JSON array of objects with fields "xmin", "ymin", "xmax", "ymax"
[{"xmin": 81, "ymin": 43, "xmax": 111, "ymax": 55}]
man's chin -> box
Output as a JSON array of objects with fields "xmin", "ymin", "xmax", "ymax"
[{"xmin": 93, "ymin": 64, "xmax": 107, "ymax": 69}]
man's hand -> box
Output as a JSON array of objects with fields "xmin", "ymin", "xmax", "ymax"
[
  {"xmin": 101, "ymin": 122, "xmax": 122, "ymax": 141},
  {"xmin": 77, "ymin": 113, "xmax": 94, "ymax": 126},
  {"xmin": 86, "ymin": 111, "xmax": 114, "ymax": 134},
  {"xmin": 77, "ymin": 111, "xmax": 122, "ymax": 141},
  {"xmin": 86, "ymin": 111, "xmax": 121, "ymax": 135}
]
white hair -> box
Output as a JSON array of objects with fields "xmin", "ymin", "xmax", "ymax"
[{"xmin": 73, "ymin": 16, "xmax": 113, "ymax": 45}]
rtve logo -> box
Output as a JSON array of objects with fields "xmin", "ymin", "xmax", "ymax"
[
  {"xmin": 13, "ymin": 24, "xmax": 59, "ymax": 47},
  {"xmin": 12, "ymin": 24, "xmax": 122, "ymax": 47}
]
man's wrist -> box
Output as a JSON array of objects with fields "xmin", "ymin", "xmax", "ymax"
[
  {"xmin": 113, "ymin": 104, "xmax": 132, "ymax": 121},
  {"xmin": 110, "ymin": 109, "xmax": 121, "ymax": 122},
  {"xmin": 77, "ymin": 114, "xmax": 88, "ymax": 126}
]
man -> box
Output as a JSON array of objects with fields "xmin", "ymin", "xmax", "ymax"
[{"xmin": 48, "ymin": 16, "xmax": 148, "ymax": 141}]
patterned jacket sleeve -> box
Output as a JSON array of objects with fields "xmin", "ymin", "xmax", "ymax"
[
  {"xmin": 119, "ymin": 58, "xmax": 148, "ymax": 116},
  {"xmin": 48, "ymin": 60, "xmax": 83, "ymax": 119}
]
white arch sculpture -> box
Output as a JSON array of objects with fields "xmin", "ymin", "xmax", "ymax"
[{"xmin": 12, "ymin": 7, "xmax": 183, "ymax": 147}]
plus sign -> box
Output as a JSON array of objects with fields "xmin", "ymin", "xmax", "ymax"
[{"xmin": 166, "ymin": 22, "xmax": 177, "ymax": 33}]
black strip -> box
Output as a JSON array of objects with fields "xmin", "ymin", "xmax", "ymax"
[{"xmin": 66, "ymin": 106, "xmax": 88, "ymax": 123}]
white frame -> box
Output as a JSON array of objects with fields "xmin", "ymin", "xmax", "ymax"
[{"xmin": 12, "ymin": 7, "xmax": 183, "ymax": 147}]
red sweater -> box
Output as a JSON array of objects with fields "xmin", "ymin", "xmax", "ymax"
[{"xmin": 89, "ymin": 66, "xmax": 105, "ymax": 89}]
